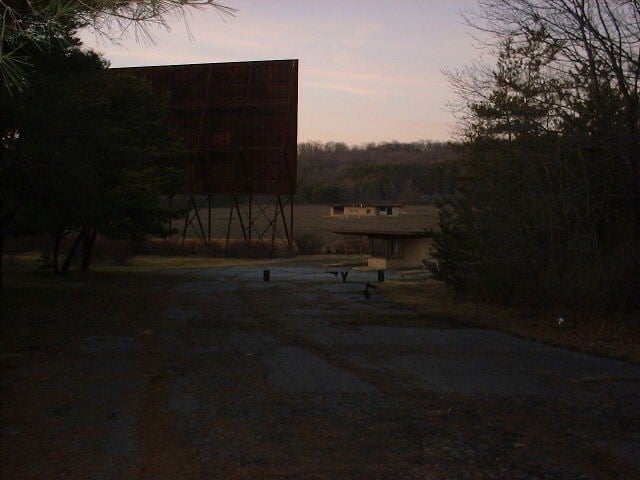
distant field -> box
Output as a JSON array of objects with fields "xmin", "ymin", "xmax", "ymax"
[
  {"xmin": 2, "ymin": 203, "xmax": 440, "ymax": 260},
  {"xmin": 173, "ymin": 203, "xmax": 440, "ymax": 250}
]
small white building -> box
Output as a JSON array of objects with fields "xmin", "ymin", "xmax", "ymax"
[{"xmin": 329, "ymin": 204, "xmax": 403, "ymax": 218}]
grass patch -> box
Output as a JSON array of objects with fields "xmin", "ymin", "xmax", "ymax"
[
  {"xmin": 0, "ymin": 256, "xmax": 172, "ymax": 353},
  {"xmin": 0, "ymin": 252, "xmax": 299, "ymax": 355},
  {"xmin": 126, "ymin": 254, "xmax": 280, "ymax": 270},
  {"xmin": 3, "ymin": 250, "xmax": 284, "ymax": 273}
]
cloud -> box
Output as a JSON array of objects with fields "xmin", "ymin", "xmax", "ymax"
[
  {"xmin": 302, "ymin": 66, "xmax": 450, "ymax": 101},
  {"xmin": 305, "ymin": 81, "xmax": 389, "ymax": 98},
  {"xmin": 79, "ymin": 0, "xmax": 479, "ymax": 143}
]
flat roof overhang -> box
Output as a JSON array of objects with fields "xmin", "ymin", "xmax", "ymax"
[
  {"xmin": 331, "ymin": 204, "xmax": 403, "ymax": 208},
  {"xmin": 332, "ymin": 229, "xmax": 431, "ymax": 239}
]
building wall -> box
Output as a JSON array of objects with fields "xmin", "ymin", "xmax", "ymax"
[
  {"xmin": 347, "ymin": 206, "xmax": 376, "ymax": 217},
  {"xmin": 367, "ymin": 237, "xmax": 429, "ymax": 270},
  {"xmin": 330, "ymin": 205, "xmax": 402, "ymax": 217},
  {"xmin": 400, "ymin": 237, "xmax": 430, "ymax": 267},
  {"xmin": 368, "ymin": 256, "xmax": 389, "ymax": 270}
]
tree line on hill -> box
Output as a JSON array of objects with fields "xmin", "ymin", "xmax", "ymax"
[{"xmin": 296, "ymin": 141, "xmax": 462, "ymax": 204}]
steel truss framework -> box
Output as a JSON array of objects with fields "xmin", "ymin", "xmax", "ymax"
[{"xmin": 176, "ymin": 194, "xmax": 294, "ymax": 252}]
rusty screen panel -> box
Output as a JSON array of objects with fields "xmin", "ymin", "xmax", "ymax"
[{"xmin": 112, "ymin": 60, "xmax": 298, "ymax": 195}]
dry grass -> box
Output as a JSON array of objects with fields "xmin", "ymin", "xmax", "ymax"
[
  {"xmin": 171, "ymin": 203, "xmax": 440, "ymax": 253},
  {"xmin": 4, "ymin": 199, "xmax": 638, "ymax": 366},
  {"xmin": 381, "ymin": 278, "xmax": 640, "ymax": 364},
  {"xmin": 3, "ymin": 251, "xmax": 285, "ymax": 275}
]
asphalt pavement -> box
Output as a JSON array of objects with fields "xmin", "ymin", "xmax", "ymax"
[
  {"xmin": 3, "ymin": 261, "xmax": 639, "ymax": 479},
  {"xmin": 159, "ymin": 263, "xmax": 640, "ymax": 478}
]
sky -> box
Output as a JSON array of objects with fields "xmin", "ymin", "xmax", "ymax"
[{"xmin": 80, "ymin": 0, "xmax": 482, "ymax": 146}]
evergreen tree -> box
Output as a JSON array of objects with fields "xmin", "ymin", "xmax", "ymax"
[
  {"xmin": 1, "ymin": 25, "xmax": 185, "ymax": 277},
  {"xmin": 1, "ymin": 0, "xmax": 234, "ymax": 93},
  {"xmin": 435, "ymin": 1, "xmax": 640, "ymax": 308}
]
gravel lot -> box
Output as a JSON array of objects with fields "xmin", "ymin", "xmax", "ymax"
[{"xmin": 2, "ymin": 259, "xmax": 639, "ymax": 479}]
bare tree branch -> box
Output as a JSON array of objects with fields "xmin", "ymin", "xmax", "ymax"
[{"xmin": 1, "ymin": 0, "xmax": 236, "ymax": 92}]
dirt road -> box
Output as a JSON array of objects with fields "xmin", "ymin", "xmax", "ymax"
[{"xmin": 2, "ymin": 260, "xmax": 639, "ymax": 479}]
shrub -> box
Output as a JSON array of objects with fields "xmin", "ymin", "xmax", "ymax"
[{"xmin": 294, "ymin": 232, "xmax": 324, "ymax": 254}]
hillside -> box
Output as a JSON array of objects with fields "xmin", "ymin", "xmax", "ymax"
[{"xmin": 297, "ymin": 141, "xmax": 461, "ymax": 204}]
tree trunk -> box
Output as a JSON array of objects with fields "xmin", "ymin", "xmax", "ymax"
[
  {"xmin": 0, "ymin": 230, "xmax": 4, "ymax": 289},
  {"xmin": 626, "ymin": 98, "xmax": 640, "ymax": 238},
  {"xmin": 81, "ymin": 229, "xmax": 97, "ymax": 272},
  {"xmin": 60, "ymin": 230, "xmax": 86, "ymax": 275},
  {"xmin": 52, "ymin": 232, "xmax": 64, "ymax": 275}
]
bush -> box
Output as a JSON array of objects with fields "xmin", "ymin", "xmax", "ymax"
[
  {"xmin": 128, "ymin": 238, "xmax": 223, "ymax": 257},
  {"xmin": 294, "ymin": 232, "xmax": 324, "ymax": 254}
]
